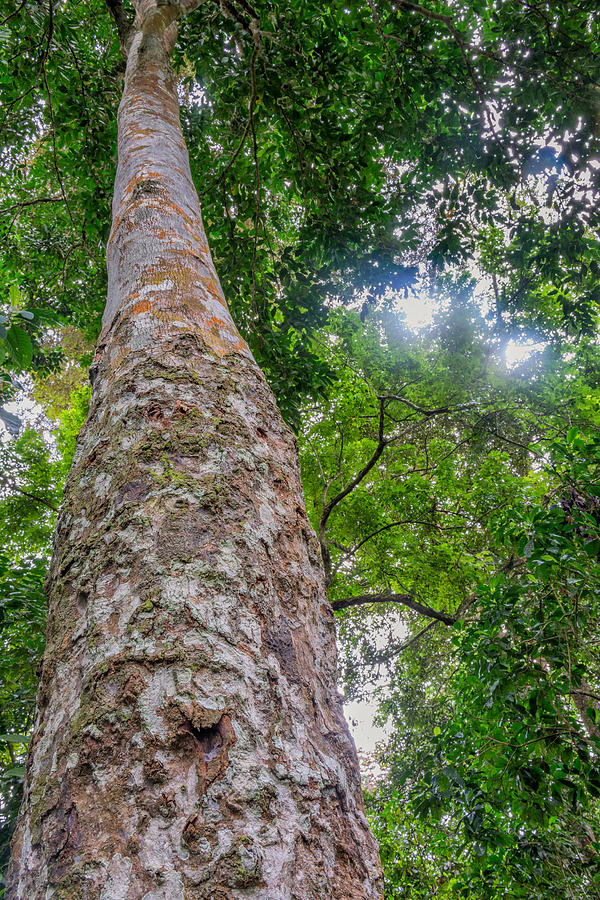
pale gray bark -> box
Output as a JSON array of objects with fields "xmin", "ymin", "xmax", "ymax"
[{"xmin": 6, "ymin": 3, "xmax": 383, "ymax": 897}]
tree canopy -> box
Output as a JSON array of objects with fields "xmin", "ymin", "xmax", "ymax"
[{"xmin": 2, "ymin": 0, "xmax": 600, "ymax": 895}]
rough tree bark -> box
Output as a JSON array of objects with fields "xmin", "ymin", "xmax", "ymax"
[{"xmin": 6, "ymin": 2, "xmax": 383, "ymax": 898}]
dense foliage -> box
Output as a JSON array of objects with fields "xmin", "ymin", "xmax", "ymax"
[
  {"xmin": 368, "ymin": 430, "xmax": 600, "ymax": 898},
  {"xmin": 1, "ymin": 0, "xmax": 600, "ymax": 895}
]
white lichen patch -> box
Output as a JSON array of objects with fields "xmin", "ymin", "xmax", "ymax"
[
  {"xmin": 138, "ymin": 669, "xmax": 177, "ymax": 736},
  {"xmin": 100, "ymin": 854, "xmax": 132, "ymax": 900},
  {"xmin": 93, "ymin": 472, "xmax": 113, "ymax": 499},
  {"xmin": 68, "ymin": 513, "xmax": 91, "ymax": 541}
]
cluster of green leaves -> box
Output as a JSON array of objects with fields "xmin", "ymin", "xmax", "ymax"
[
  {"xmin": 293, "ymin": 290, "xmax": 600, "ymax": 896},
  {"xmin": 0, "ymin": 553, "xmax": 46, "ymax": 880},
  {"xmin": 0, "ymin": 384, "xmax": 89, "ymax": 887},
  {"xmin": 298, "ymin": 282, "xmax": 598, "ymax": 687},
  {"xmin": 0, "ymin": 0, "xmax": 117, "ymax": 426},
  {"xmin": 178, "ymin": 0, "xmax": 600, "ymax": 418},
  {"xmin": 365, "ymin": 785, "xmax": 462, "ymax": 898},
  {"xmin": 375, "ymin": 431, "xmax": 600, "ymax": 898},
  {"xmin": 3, "ymin": 0, "xmax": 600, "ymax": 422}
]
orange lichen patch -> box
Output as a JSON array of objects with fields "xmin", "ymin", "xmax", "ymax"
[
  {"xmin": 199, "ymin": 320, "xmax": 250, "ymax": 358},
  {"xmin": 205, "ymin": 315, "xmax": 227, "ymax": 331},
  {"xmin": 127, "ymin": 90, "xmax": 179, "ymax": 118},
  {"xmin": 203, "ymin": 280, "xmax": 226, "ymax": 303},
  {"xmin": 130, "ymin": 74, "xmax": 180, "ymax": 107},
  {"xmin": 195, "ymin": 275, "xmax": 227, "ymax": 308},
  {"xmin": 182, "ymin": 220, "xmax": 210, "ymax": 251},
  {"xmin": 132, "ymin": 299, "xmax": 152, "ymax": 315}
]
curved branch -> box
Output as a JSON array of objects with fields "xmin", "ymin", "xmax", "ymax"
[
  {"xmin": 319, "ymin": 397, "xmax": 386, "ymax": 583},
  {"xmin": 331, "ymin": 591, "xmax": 456, "ymax": 625},
  {"xmin": 1, "ymin": 0, "xmax": 27, "ymax": 27},
  {"xmin": 0, "ymin": 479, "xmax": 59, "ymax": 512},
  {"xmin": 331, "ymin": 517, "xmax": 457, "ymax": 578}
]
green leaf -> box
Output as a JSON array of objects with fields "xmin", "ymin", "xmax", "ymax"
[
  {"xmin": 1, "ymin": 765, "xmax": 26, "ymax": 779},
  {"xmin": 6, "ymin": 326, "xmax": 33, "ymax": 368},
  {"xmin": 9, "ymin": 284, "xmax": 22, "ymax": 306}
]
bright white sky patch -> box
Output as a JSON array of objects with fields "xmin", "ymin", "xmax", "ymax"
[
  {"xmin": 505, "ymin": 338, "xmax": 547, "ymax": 367},
  {"xmin": 345, "ymin": 697, "xmax": 390, "ymax": 782},
  {"xmin": 345, "ymin": 698, "xmax": 390, "ymax": 754},
  {"xmin": 394, "ymin": 289, "xmax": 440, "ymax": 329}
]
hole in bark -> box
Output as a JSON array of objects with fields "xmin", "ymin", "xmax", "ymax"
[
  {"xmin": 132, "ymin": 178, "xmax": 161, "ymax": 201},
  {"xmin": 171, "ymin": 709, "xmax": 236, "ymax": 793},
  {"xmin": 76, "ymin": 591, "xmax": 89, "ymax": 613},
  {"xmin": 145, "ymin": 403, "xmax": 163, "ymax": 422},
  {"xmin": 256, "ymin": 426, "xmax": 267, "ymax": 439},
  {"xmin": 186, "ymin": 721, "xmax": 223, "ymax": 761}
]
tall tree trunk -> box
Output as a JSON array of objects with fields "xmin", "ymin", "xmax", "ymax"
[{"xmin": 7, "ymin": 4, "xmax": 383, "ymax": 898}]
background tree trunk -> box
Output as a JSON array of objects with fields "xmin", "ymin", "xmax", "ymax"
[{"xmin": 6, "ymin": 4, "xmax": 383, "ymax": 898}]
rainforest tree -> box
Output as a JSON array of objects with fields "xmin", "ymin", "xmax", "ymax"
[
  {"xmin": 1, "ymin": 0, "xmax": 600, "ymax": 897},
  {"xmin": 3, "ymin": 0, "xmax": 386, "ymax": 897}
]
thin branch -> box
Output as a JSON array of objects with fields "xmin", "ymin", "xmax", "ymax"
[
  {"xmin": 319, "ymin": 397, "xmax": 386, "ymax": 582},
  {"xmin": 5, "ymin": 740, "xmax": 16, "ymax": 766},
  {"xmin": 15, "ymin": 487, "xmax": 59, "ymax": 512},
  {"xmin": 42, "ymin": 70, "xmax": 74, "ymax": 227},
  {"xmin": 279, "ymin": 106, "xmax": 308, "ymax": 198},
  {"xmin": 40, "ymin": 1, "xmax": 74, "ymax": 227},
  {"xmin": 392, "ymin": 0, "xmax": 484, "ymax": 96},
  {"xmin": 570, "ymin": 689, "xmax": 600, "ymax": 704},
  {"xmin": 367, "ymin": 0, "xmax": 402, "ymax": 82},
  {"xmin": 353, "ymin": 518, "xmax": 449, "ymax": 551},
  {"xmin": 484, "ymin": 427, "xmax": 542, "ymax": 457},
  {"xmin": 366, "ymin": 620, "xmax": 440, "ymax": 664},
  {"xmin": 332, "ymin": 517, "xmax": 455, "ymax": 577},
  {"xmin": 0, "ymin": 479, "xmax": 59, "ymax": 512},
  {"xmin": 214, "ymin": 116, "xmax": 253, "ymax": 187},
  {"xmin": 304, "ymin": 432, "xmax": 327, "ymax": 484},
  {"xmin": 248, "ymin": 43, "xmax": 261, "ymax": 312},
  {"xmin": 331, "ymin": 591, "xmax": 457, "ymax": 625},
  {"xmin": 203, "ymin": 1, "xmax": 263, "ymax": 193},
  {"xmin": 380, "ymin": 393, "xmax": 476, "ymax": 418},
  {"xmin": 0, "ymin": 195, "xmax": 65, "ymax": 215},
  {"xmin": 1, "ymin": 0, "xmax": 27, "ymax": 26}
]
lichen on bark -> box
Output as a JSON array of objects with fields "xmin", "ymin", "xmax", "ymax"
[{"xmin": 6, "ymin": 2, "xmax": 383, "ymax": 897}]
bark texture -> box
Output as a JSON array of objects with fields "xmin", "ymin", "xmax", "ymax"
[{"xmin": 7, "ymin": 4, "xmax": 383, "ymax": 898}]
